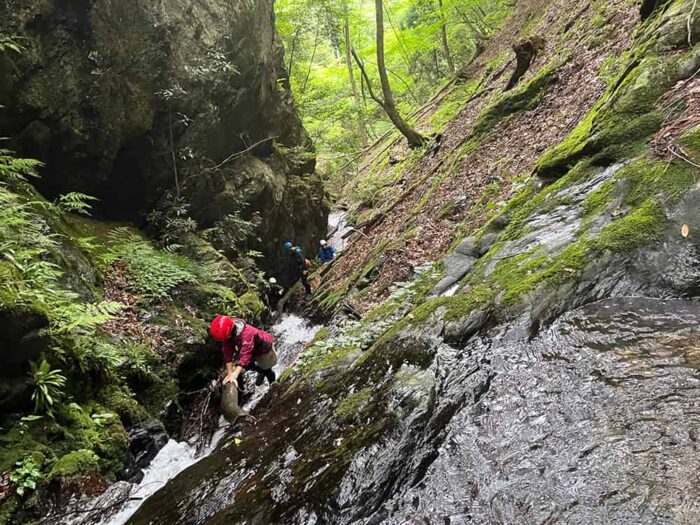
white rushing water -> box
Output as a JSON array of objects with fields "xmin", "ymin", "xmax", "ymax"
[
  {"xmin": 58, "ymin": 314, "xmax": 321, "ymax": 525},
  {"xmin": 96, "ymin": 431, "xmax": 226, "ymax": 525},
  {"xmin": 242, "ymin": 314, "xmax": 322, "ymax": 412},
  {"xmin": 327, "ymin": 210, "xmax": 351, "ymax": 251}
]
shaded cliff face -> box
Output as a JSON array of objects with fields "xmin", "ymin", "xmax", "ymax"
[{"xmin": 0, "ymin": 0, "xmax": 327, "ymax": 272}]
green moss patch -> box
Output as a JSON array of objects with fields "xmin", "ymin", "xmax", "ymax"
[
  {"xmin": 593, "ymin": 199, "xmax": 666, "ymax": 252},
  {"xmin": 470, "ymin": 61, "xmax": 561, "ymax": 142},
  {"xmin": 49, "ymin": 449, "xmax": 99, "ymax": 479},
  {"xmin": 431, "ymin": 80, "xmax": 478, "ymax": 133},
  {"xmin": 535, "ymin": 55, "xmax": 679, "ymax": 180},
  {"xmin": 334, "ymin": 387, "xmax": 373, "ymax": 422}
]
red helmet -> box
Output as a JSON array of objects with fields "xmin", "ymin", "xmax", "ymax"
[{"xmin": 210, "ymin": 315, "xmax": 234, "ymax": 342}]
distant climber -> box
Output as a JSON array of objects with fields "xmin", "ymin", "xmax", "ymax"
[
  {"xmin": 264, "ymin": 277, "xmax": 285, "ymax": 323},
  {"xmin": 319, "ymin": 240, "xmax": 337, "ymax": 264},
  {"xmin": 210, "ymin": 315, "xmax": 277, "ymax": 392},
  {"xmin": 283, "ymin": 241, "xmax": 312, "ymax": 295}
]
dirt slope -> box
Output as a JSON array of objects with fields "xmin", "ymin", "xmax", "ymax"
[{"xmin": 319, "ymin": 0, "xmax": 640, "ymax": 312}]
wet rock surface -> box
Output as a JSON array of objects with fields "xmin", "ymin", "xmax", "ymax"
[
  {"xmin": 127, "ymin": 296, "xmax": 700, "ymax": 525},
  {"xmin": 120, "ymin": 422, "xmax": 170, "ymax": 483}
]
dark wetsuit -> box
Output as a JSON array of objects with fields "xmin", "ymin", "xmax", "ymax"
[{"xmin": 291, "ymin": 247, "xmax": 312, "ymax": 294}]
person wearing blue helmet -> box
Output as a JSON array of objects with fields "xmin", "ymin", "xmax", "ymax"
[{"xmin": 284, "ymin": 241, "xmax": 312, "ymax": 295}]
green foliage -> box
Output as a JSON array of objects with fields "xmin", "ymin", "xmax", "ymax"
[
  {"xmin": 49, "ymin": 449, "xmax": 99, "ymax": 479},
  {"xmin": 91, "ymin": 413, "xmax": 116, "ymax": 427},
  {"xmin": 55, "ymin": 193, "xmax": 98, "ymax": 216},
  {"xmin": 55, "ymin": 337, "xmax": 121, "ymax": 381},
  {"xmin": 116, "ymin": 343, "xmax": 162, "ymax": 385},
  {"xmin": 57, "ymin": 403, "xmax": 128, "ymax": 477},
  {"xmin": 0, "ymin": 191, "xmax": 62, "ymax": 307},
  {"xmin": 0, "ymin": 35, "xmax": 23, "ymax": 54},
  {"xmin": 53, "ymin": 301, "xmax": 124, "ymax": 334},
  {"xmin": 10, "ymin": 455, "xmax": 43, "ymax": 496},
  {"xmin": 30, "ymin": 360, "xmax": 66, "ymax": 417},
  {"xmin": 146, "ymin": 192, "xmax": 198, "ymax": 247},
  {"xmin": 202, "ymin": 210, "xmax": 261, "ymax": 257},
  {"xmin": 0, "ymin": 147, "xmax": 42, "ymax": 183},
  {"xmin": 107, "ymin": 229, "xmax": 196, "ymax": 298},
  {"xmin": 0, "ymin": 154, "xmax": 122, "ymax": 339},
  {"xmin": 276, "ymin": 0, "xmax": 511, "ymax": 177}
]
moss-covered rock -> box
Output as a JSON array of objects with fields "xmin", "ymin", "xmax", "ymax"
[
  {"xmin": 334, "ymin": 388, "xmax": 373, "ymax": 423},
  {"xmin": 536, "ymin": 24, "xmax": 700, "ymax": 181},
  {"xmin": 49, "ymin": 449, "xmax": 99, "ymax": 479}
]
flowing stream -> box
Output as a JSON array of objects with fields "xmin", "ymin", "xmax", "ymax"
[
  {"xmin": 327, "ymin": 210, "xmax": 351, "ymax": 252},
  {"xmin": 124, "ymin": 296, "xmax": 700, "ymax": 524},
  {"xmin": 51, "ymin": 314, "xmax": 321, "ymax": 525}
]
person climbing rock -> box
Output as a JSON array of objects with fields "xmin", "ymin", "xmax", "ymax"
[
  {"xmin": 210, "ymin": 315, "xmax": 277, "ymax": 390},
  {"xmin": 283, "ymin": 241, "xmax": 312, "ymax": 295},
  {"xmin": 264, "ymin": 277, "xmax": 285, "ymax": 323},
  {"xmin": 319, "ymin": 240, "xmax": 337, "ymax": 263}
]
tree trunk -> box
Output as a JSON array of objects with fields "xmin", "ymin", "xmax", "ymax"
[
  {"xmin": 437, "ymin": 0, "xmax": 455, "ymax": 73},
  {"xmin": 344, "ymin": 12, "xmax": 368, "ymax": 147},
  {"xmin": 374, "ymin": 0, "xmax": 425, "ymax": 149},
  {"xmin": 504, "ymin": 37, "xmax": 545, "ymax": 91},
  {"xmin": 300, "ymin": 15, "xmax": 322, "ymax": 97},
  {"xmin": 286, "ymin": 25, "xmax": 302, "ymax": 74}
]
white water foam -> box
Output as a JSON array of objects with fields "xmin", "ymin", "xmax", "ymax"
[
  {"xmin": 243, "ymin": 314, "xmax": 322, "ymax": 412},
  {"xmin": 82, "ymin": 423, "xmax": 227, "ymax": 525},
  {"xmin": 272, "ymin": 313, "xmax": 323, "ymax": 347},
  {"xmin": 327, "ymin": 210, "xmax": 351, "ymax": 251}
]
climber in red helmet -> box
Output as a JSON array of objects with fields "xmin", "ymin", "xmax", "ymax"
[{"xmin": 210, "ymin": 315, "xmax": 277, "ymax": 389}]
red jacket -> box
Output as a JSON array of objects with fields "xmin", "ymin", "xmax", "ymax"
[{"xmin": 222, "ymin": 320, "xmax": 273, "ymax": 367}]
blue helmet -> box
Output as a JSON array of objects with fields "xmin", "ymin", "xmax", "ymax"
[{"xmin": 283, "ymin": 241, "xmax": 293, "ymax": 250}]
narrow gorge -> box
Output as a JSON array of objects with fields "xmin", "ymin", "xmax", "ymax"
[{"xmin": 1, "ymin": 0, "xmax": 700, "ymax": 524}]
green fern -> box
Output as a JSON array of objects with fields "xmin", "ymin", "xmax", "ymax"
[
  {"xmin": 53, "ymin": 301, "xmax": 124, "ymax": 334},
  {"xmin": 105, "ymin": 230, "xmax": 197, "ymax": 298},
  {"xmin": 0, "ymin": 185, "xmax": 64, "ymax": 308},
  {"xmin": 30, "ymin": 359, "xmax": 66, "ymax": 417},
  {"xmin": 0, "ymin": 146, "xmax": 43, "ymax": 183},
  {"xmin": 117, "ymin": 343, "xmax": 160, "ymax": 383},
  {"xmin": 0, "ymin": 35, "xmax": 23, "ymax": 54},
  {"xmin": 55, "ymin": 192, "xmax": 98, "ymax": 216}
]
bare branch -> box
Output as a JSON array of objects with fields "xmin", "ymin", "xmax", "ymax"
[{"xmin": 351, "ymin": 48, "xmax": 384, "ymax": 106}]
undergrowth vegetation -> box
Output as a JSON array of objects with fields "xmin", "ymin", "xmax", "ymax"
[{"xmin": 0, "ymin": 143, "xmax": 265, "ymax": 518}]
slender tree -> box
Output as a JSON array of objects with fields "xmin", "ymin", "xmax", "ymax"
[
  {"xmin": 437, "ymin": 0, "xmax": 455, "ymax": 73},
  {"xmin": 354, "ymin": 0, "xmax": 425, "ymax": 149},
  {"xmin": 343, "ymin": 4, "xmax": 368, "ymax": 147}
]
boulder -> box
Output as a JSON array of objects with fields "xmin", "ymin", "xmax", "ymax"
[
  {"xmin": 121, "ymin": 421, "xmax": 169, "ymax": 483},
  {"xmin": 0, "ymin": 306, "xmax": 50, "ymax": 414}
]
